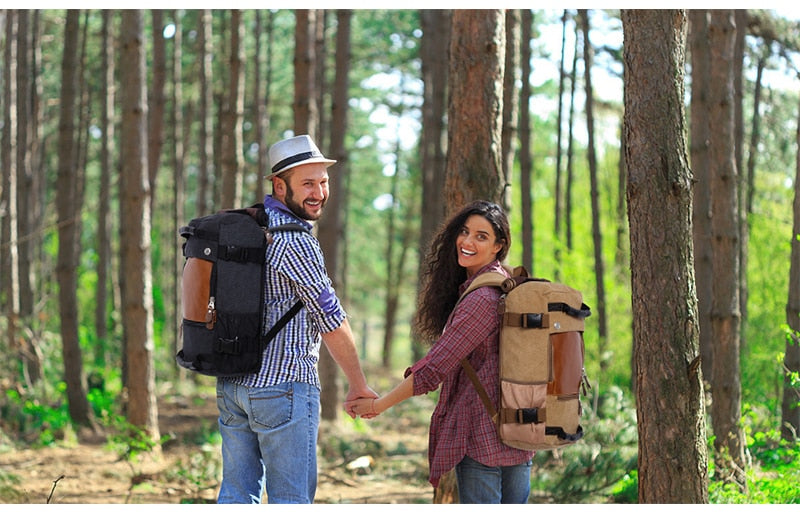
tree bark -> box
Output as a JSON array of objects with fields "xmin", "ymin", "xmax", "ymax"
[
  {"xmin": 95, "ymin": 10, "xmax": 115, "ymax": 366},
  {"xmin": 3, "ymin": 10, "xmax": 22, "ymax": 388},
  {"xmin": 196, "ymin": 9, "xmax": 213, "ymax": 217},
  {"xmin": 148, "ymin": 10, "xmax": 166, "ymax": 213},
  {"xmin": 553, "ymin": 9, "xmax": 569, "ymax": 279},
  {"xmin": 689, "ymin": 9, "xmax": 714, "ymax": 385},
  {"xmin": 220, "ymin": 9, "xmax": 244, "ymax": 209},
  {"xmin": 437, "ymin": 9, "xmax": 506, "ymax": 502},
  {"xmin": 519, "ymin": 8, "xmax": 534, "ymax": 275},
  {"xmin": 56, "ymin": 9, "xmax": 94, "ymax": 431},
  {"xmin": 119, "ymin": 9, "xmax": 160, "ymax": 444},
  {"xmin": 317, "ymin": 9, "xmax": 352, "ymax": 422},
  {"xmin": 294, "ymin": 9, "xmax": 318, "ymax": 139},
  {"xmin": 171, "ymin": 9, "xmax": 185, "ymax": 368},
  {"xmin": 708, "ymin": 9, "xmax": 746, "ymax": 490},
  {"xmin": 445, "ymin": 9, "xmax": 506, "ymax": 214},
  {"xmin": 416, "ymin": 9, "xmax": 450, "ymax": 362},
  {"xmin": 565, "ymin": 19, "xmax": 579, "ymax": 251},
  {"xmin": 579, "ymin": 9, "xmax": 609, "ymax": 378},
  {"xmin": 500, "ymin": 8, "xmax": 520, "ymax": 213},
  {"xmin": 621, "ymin": 8, "xmax": 708, "ymax": 503},
  {"xmin": 782, "ymin": 95, "xmax": 800, "ymax": 441}
]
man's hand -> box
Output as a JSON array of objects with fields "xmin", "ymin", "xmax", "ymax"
[{"xmin": 343, "ymin": 385, "xmax": 378, "ymax": 419}]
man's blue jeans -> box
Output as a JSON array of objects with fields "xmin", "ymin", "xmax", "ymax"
[
  {"xmin": 216, "ymin": 380, "xmax": 320, "ymax": 504},
  {"xmin": 455, "ymin": 455, "xmax": 532, "ymax": 504}
]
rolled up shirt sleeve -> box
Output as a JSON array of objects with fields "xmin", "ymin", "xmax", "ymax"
[
  {"xmin": 406, "ymin": 287, "xmax": 501, "ymax": 396},
  {"xmin": 279, "ymin": 234, "xmax": 347, "ymax": 334}
]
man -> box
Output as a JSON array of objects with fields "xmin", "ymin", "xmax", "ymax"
[{"xmin": 216, "ymin": 134, "xmax": 377, "ymax": 504}]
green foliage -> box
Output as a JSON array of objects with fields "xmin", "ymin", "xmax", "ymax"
[
  {"xmin": 610, "ymin": 470, "xmax": 638, "ymax": 503},
  {"xmin": 710, "ymin": 430, "xmax": 800, "ymax": 503},
  {"xmin": 0, "ymin": 467, "xmax": 27, "ymax": 503},
  {"xmin": 2, "ymin": 386, "xmax": 71, "ymax": 447},
  {"xmin": 165, "ymin": 442, "xmax": 221, "ymax": 495},
  {"xmin": 529, "ymin": 386, "xmax": 638, "ymax": 503},
  {"xmin": 106, "ymin": 421, "xmax": 172, "ymax": 463}
]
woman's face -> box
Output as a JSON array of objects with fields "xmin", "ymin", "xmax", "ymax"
[{"xmin": 456, "ymin": 214, "xmax": 503, "ymax": 277}]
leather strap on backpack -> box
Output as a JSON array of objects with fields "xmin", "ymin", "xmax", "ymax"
[{"xmin": 460, "ymin": 357, "xmax": 498, "ymax": 424}]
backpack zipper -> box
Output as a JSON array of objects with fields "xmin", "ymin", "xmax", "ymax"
[{"xmin": 205, "ymin": 296, "xmax": 217, "ymax": 329}]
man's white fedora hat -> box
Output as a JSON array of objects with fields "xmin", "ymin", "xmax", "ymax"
[{"xmin": 267, "ymin": 134, "xmax": 336, "ymax": 179}]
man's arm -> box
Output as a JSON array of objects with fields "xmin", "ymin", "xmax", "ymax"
[{"xmin": 320, "ymin": 317, "xmax": 378, "ymax": 417}]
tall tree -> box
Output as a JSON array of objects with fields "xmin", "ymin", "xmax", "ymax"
[
  {"xmin": 148, "ymin": 10, "xmax": 166, "ymax": 212},
  {"xmin": 518, "ymin": 9, "xmax": 534, "ymax": 274},
  {"xmin": 196, "ymin": 9, "xmax": 213, "ymax": 217},
  {"xmin": 220, "ymin": 9, "xmax": 244, "ymax": 209},
  {"xmin": 783, "ymin": 95, "xmax": 800, "ymax": 442},
  {"xmin": 500, "ymin": 8, "xmax": 520, "ymax": 213},
  {"xmin": 294, "ymin": 9, "xmax": 319, "ymax": 139},
  {"xmin": 708, "ymin": 10, "xmax": 746, "ymax": 490},
  {"xmin": 95, "ymin": 10, "xmax": 115, "ymax": 365},
  {"xmin": 565, "ymin": 19, "xmax": 579, "ymax": 251},
  {"xmin": 56, "ymin": 9, "xmax": 94, "ymax": 431},
  {"xmin": 16, "ymin": 10, "xmax": 36, "ymax": 326},
  {"xmin": 171, "ymin": 9, "xmax": 185, "ymax": 365},
  {"xmin": 733, "ymin": 10, "xmax": 749, "ymax": 335},
  {"xmin": 317, "ymin": 9, "xmax": 352, "ymax": 422},
  {"xmin": 436, "ymin": 9, "xmax": 505, "ymax": 503},
  {"xmin": 3, "ymin": 10, "xmax": 22, "ymax": 387},
  {"xmin": 553, "ymin": 9, "xmax": 569, "ymax": 280},
  {"xmin": 621, "ymin": 9, "xmax": 708, "ymax": 503},
  {"xmin": 444, "ymin": 9, "xmax": 506, "ymax": 214},
  {"xmin": 119, "ymin": 9, "xmax": 160, "ymax": 444},
  {"xmin": 415, "ymin": 8, "xmax": 450, "ymax": 362},
  {"xmin": 690, "ymin": 9, "xmax": 714, "ymax": 383},
  {"xmin": 254, "ymin": 10, "xmax": 270, "ymax": 203},
  {"xmin": 578, "ymin": 9, "xmax": 609, "ymax": 379}
]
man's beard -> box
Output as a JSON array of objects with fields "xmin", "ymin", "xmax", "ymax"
[{"xmin": 285, "ymin": 186, "xmax": 325, "ymax": 221}]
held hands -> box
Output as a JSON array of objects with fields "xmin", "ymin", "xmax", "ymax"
[
  {"xmin": 343, "ymin": 384, "xmax": 378, "ymax": 419},
  {"xmin": 344, "ymin": 396, "xmax": 382, "ymax": 419}
]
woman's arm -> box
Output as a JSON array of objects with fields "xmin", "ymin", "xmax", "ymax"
[{"xmin": 348, "ymin": 372, "xmax": 415, "ymax": 418}]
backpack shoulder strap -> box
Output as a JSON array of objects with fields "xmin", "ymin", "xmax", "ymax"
[
  {"xmin": 456, "ymin": 270, "xmax": 509, "ymax": 424},
  {"xmin": 458, "ymin": 271, "xmax": 507, "ymax": 301}
]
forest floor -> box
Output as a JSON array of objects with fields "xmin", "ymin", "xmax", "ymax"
[{"xmin": 0, "ymin": 374, "xmax": 437, "ymax": 505}]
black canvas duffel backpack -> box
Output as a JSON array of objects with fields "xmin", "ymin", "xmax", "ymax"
[{"xmin": 177, "ymin": 204, "xmax": 309, "ymax": 377}]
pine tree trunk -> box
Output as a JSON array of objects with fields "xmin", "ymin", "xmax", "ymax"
[
  {"xmin": 56, "ymin": 9, "xmax": 94, "ymax": 431},
  {"xmin": 294, "ymin": 9, "xmax": 318, "ymax": 138},
  {"xmin": 690, "ymin": 10, "xmax": 714, "ymax": 383},
  {"xmin": 445, "ymin": 9, "xmax": 505, "ymax": 213},
  {"xmin": 220, "ymin": 9, "xmax": 244, "ymax": 209},
  {"xmin": 579, "ymin": 9, "xmax": 608, "ymax": 378},
  {"xmin": 317, "ymin": 9, "xmax": 352, "ymax": 422},
  {"xmin": 622, "ymin": 8, "xmax": 709, "ymax": 503},
  {"xmin": 519, "ymin": 9, "xmax": 534, "ymax": 275},
  {"xmin": 782, "ymin": 96, "xmax": 800, "ymax": 441},
  {"xmin": 119, "ymin": 9, "xmax": 160, "ymax": 444},
  {"xmin": 500, "ymin": 8, "xmax": 519, "ymax": 213},
  {"xmin": 197, "ymin": 9, "xmax": 213, "ymax": 217},
  {"xmin": 708, "ymin": 9, "xmax": 746, "ymax": 490}
]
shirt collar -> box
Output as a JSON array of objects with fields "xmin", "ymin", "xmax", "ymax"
[{"xmin": 263, "ymin": 195, "xmax": 314, "ymax": 231}]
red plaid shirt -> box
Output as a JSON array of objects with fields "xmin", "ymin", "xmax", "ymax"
[{"xmin": 406, "ymin": 261, "xmax": 534, "ymax": 487}]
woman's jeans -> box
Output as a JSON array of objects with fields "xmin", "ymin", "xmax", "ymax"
[
  {"xmin": 455, "ymin": 455, "xmax": 532, "ymax": 504},
  {"xmin": 216, "ymin": 380, "xmax": 320, "ymax": 504}
]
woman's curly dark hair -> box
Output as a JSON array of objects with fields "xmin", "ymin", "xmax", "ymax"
[{"xmin": 413, "ymin": 200, "xmax": 510, "ymax": 344}]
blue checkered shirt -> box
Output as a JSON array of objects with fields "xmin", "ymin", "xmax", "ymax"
[{"xmin": 225, "ymin": 196, "xmax": 347, "ymax": 389}]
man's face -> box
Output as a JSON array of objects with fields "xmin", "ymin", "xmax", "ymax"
[{"xmin": 277, "ymin": 162, "xmax": 330, "ymax": 221}]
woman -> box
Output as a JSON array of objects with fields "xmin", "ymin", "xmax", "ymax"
[{"xmin": 347, "ymin": 200, "xmax": 534, "ymax": 503}]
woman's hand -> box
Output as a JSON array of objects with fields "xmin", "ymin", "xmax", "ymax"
[{"xmin": 345, "ymin": 396, "xmax": 381, "ymax": 419}]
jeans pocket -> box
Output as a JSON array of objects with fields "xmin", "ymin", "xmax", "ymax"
[
  {"xmin": 216, "ymin": 381, "xmax": 236, "ymax": 426},
  {"xmin": 249, "ymin": 383, "xmax": 294, "ymax": 429}
]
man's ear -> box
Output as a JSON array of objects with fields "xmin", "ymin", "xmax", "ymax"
[{"xmin": 272, "ymin": 176, "xmax": 286, "ymax": 197}]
